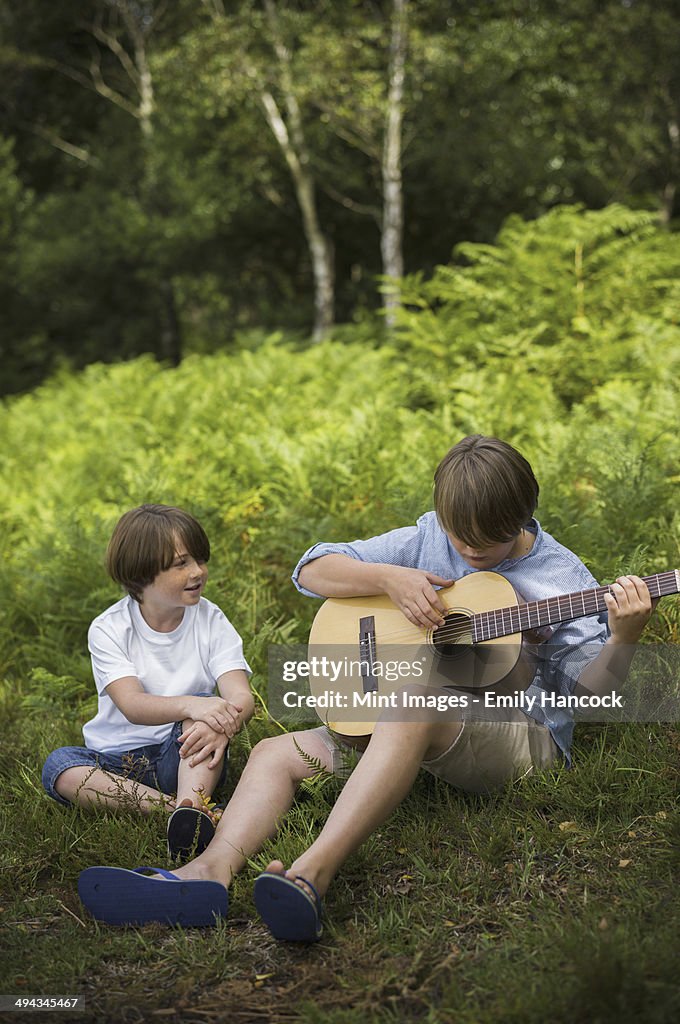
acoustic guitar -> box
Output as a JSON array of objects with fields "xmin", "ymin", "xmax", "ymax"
[{"xmin": 307, "ymin": 569, "xmax": 680, "ymax": 737}]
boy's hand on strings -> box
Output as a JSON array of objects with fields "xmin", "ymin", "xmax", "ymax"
[
  {"xmin": 604, "ymin": 575, "xmax": 656, "ymax": 644},
  {"xmin": 178, "ymin": 720, "xmax": 229, "ymax": 768},
  {"xmin": 381, "ymin": 565, "xmax": 453, "ymax": 629}
]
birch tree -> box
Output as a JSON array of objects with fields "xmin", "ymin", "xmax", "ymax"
[
  {"xmin": 381, "ymin": 0, "xmax": 407, "ymax": 324},
  {"xmin": 202, "ymin": 0, "xmax": 334, "ymax": 341},
  {"xmin": 259, "ymin": 0, "xmax": 334, "ymax": 340},
  {"xmin": 199, "ymin": 0, "xmax": 409, "ymax": 335},
  {"xmin": 298, "ymin": 0, "xmax": 411, "ymax": 326}
]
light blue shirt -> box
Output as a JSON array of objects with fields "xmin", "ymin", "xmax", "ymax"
[{"xmin": 292, "ymin": 512, "xmax": 609, "ymax": 762}]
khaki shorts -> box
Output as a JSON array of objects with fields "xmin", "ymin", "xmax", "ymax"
[{"xmin": 308, "ymin": 712, "xmax": 560, "ymax": 796}]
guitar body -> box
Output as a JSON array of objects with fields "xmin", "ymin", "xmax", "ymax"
[{"xmin": 308, "ymin": 572, "xmax": 531, "ymax": 737}]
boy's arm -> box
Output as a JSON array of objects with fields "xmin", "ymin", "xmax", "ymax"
[
  {"xmin": 105, "ymin": 677, "xmax": 240, "ymax": 734},
  {"xmin": 575, "ymin": 575, "xmax": 654, "ymax": 696},
  {"xmin": 298, "ymin": 554, "xmax": 453, "ymax": 628},
  {"xmin": 177, "ymin": 670, "xmax": 253, "ymax": 766},
  {"xmin": 216, "ymin": 668, "xmax": 255, "ymax": 729}
]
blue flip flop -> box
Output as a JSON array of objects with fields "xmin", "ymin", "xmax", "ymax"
[
  {"xmin": 167, "ymin": 807, "xmax": 216, "ymax": 861},
  {"xmin": 78, "ymin": 866, "xmax": 228, "ymax": 927},
  {"xmin": 253, "ymin": 872, "xmax": 323, "ymax": 942}
]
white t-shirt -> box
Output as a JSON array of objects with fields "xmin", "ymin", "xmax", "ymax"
[{"xmin": 82, "ymin": 595, "xmax": 251, "ymax": 752}]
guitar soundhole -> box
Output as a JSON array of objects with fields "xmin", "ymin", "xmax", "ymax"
[{"xmin": 432, "ymin": 612, "xmax": 473, "ymax": 659}]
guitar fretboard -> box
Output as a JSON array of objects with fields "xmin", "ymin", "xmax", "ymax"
[{"xmin": 471, "ymin": 570, "xmax": 680, "ymax": 643}]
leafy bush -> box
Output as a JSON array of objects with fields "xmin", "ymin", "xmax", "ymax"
[
  {"xmin": 0, "ymin": 204, "xmax": 677, "ymax": 705},
  {"xmin": 396, "ymin": 203, "xmax": 680, "ymax": 409}
]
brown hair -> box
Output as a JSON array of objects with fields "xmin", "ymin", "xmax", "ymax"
[
  {"xmin": 433, "ymin": 435, "xmax": 538, "ymax": 548},
  {"xmin": 106, "ymin": 504, "xmax": 210, "ymax": 602}
]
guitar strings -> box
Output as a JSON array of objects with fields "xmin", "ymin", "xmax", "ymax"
[
  {"xmin": 356, "ymin": 598, "xmax": 606, "ymax": 644},
  {"xmin": 349, "ymin": 572, "xmax": 678, "ymax": 646}
]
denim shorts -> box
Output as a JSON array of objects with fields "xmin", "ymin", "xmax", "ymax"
[{"xmin": 42, "ymin": 719, "xmax": 229, "ymax": 807}]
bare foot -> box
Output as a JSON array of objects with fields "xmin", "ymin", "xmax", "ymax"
[{"xmin": 167, "ymin": 860, "xmax": 218, "ymax": 882}]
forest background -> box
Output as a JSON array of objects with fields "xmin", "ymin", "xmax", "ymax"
[{"xmin": 0, "ymin": 1, "xmax": 679, "ymax": 1022}]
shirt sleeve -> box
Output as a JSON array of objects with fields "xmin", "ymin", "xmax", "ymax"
[
  {"xmin": 291, "ymin": 522, "xmax": 428, "ymax": 598},
  {"xmin": 207, "ymin": 605, "xmax": 252, "ymax": 679},
  {"xmin": 88, "ymin": 621, "xmax": 138, "ymax": 694}
]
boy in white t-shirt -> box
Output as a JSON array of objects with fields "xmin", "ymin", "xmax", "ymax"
[{"xmin": 42, "ymin": 504, "xmax": 253, "ymax": 858}]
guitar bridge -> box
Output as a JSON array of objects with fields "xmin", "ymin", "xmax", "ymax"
[{"xmin": 359, "ymin": 616, "xmax": 378, "ymax": 693}]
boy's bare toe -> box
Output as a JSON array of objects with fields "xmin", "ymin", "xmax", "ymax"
[{"xmin": 264, "ymin": 859, "xmax": 286, "ymax": 875}]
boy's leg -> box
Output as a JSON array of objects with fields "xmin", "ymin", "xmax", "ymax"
[
  {"xmin": 172, "ymin": 715, "xmax": 460, "ymax": 893},
  {"xmin": 170, "ymin": 728, "xmax": 337, "ymax": 886},
  {"xmin": 174, "ymin": 718, "xmax": 226, "ymax": 808},
  {"xmin": 53, "ymin": 765, "xmax": 172, "ymax": 814},
  {"xmin": 46, "ymin": 742, "xmax": 184, "ymax": 814},
  {"xmin": 52, "ymin": 718, "xmax": 228, "ymax": 815},
  {"xmin": 265, "ymin": 716, "xmax": 461, "ymax": 898}
]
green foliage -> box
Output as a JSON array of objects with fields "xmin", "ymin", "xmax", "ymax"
[
  {"xmin": 0, "ymin": 203, "xmax": 678, "ymax": 1019},
  {"xmin": 398, "ymin": 204, "xmax": 679, "ymax": 398},
  {"xmin": 0, "ymin": 205, "xmax": 678, "ymax": 694}
]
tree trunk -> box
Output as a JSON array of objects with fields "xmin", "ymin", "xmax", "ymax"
[
  {"xmin": 260, "ymin": 0, "xmax": 334, "ymax": 340},
  {"xmin": 381, "ymin": 0, "xmax": 407, "ymax": 327},
  {"xmin": 258, "ymin": 88, "xmax": 335, "ymax": 340}
]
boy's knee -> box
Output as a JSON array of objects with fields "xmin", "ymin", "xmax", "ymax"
[
  {"xmin": 52, "ymin": 770, "xmax": 72, "ymax": 800},
  {"xmin": 251, "ymin": 735, "xmax": 288, "ymax": 761},
  {"xmin": 250, "ymin": 734, "xmax": 315, "ymax": 782},
  {"xmin": 52, "ymin": 766, "xmax": 84, "ymax": 801}
]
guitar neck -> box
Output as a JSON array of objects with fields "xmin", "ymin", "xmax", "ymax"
[{"xmin": 472, "ymin": 570, "xmax": 680, "ymax": 643}]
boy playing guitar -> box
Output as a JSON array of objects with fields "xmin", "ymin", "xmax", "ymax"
[{"xmin": 79, "ymin": 436, "xmax": 669, "ymax": 941}]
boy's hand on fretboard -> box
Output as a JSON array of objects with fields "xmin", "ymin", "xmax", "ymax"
[{"xmin": 604, "ymin": 575, "xmax": 656, "ymax": 644}]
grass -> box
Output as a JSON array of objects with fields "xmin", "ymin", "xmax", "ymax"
[{"xmin": 1, "ymin": 716, "xmax": 678, "ymax": 1024}]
